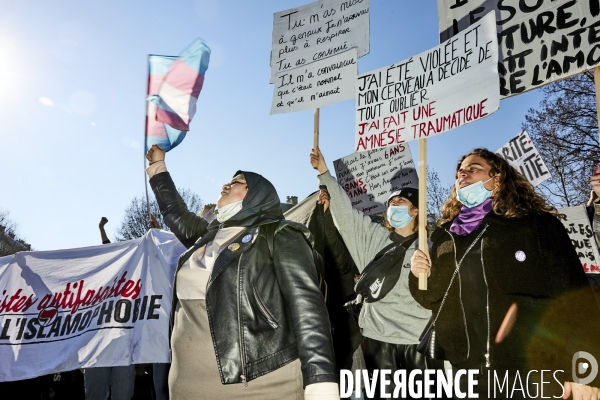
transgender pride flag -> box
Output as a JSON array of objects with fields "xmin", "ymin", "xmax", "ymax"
[{"xmin": 145, "ymin": 38, "xmax": 211, "ymax": 152}]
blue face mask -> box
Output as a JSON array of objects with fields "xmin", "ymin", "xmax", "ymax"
[
  {"xmin": 387, "ymin": 206, "xmax": 413, "ymax": 229},
  {"xmin": 456, "ymin": 177, "xmax": 495, "ymax": 208}
]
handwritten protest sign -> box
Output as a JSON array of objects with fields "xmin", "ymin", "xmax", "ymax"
[
  {"xmin": 558, "ymin": 205, "xmax": 600, "ymax": 274},
  {"xmin": 333, "ymin": 143, "xmax": 418, "ymax": 215},
  {"xmin": 354, "ymin": 12, "xmax": 499, "ymax": 151},
  {"xmin": 437, "ymin": 0, "xmax": 600, "ymax": 97},
  {"xmin": 271, "ymin": 48, "xmax": 358, "ymax": 114},
  {"xmin": 496, "ymin": 130, "xmax": 550, "ymax": 186},
  {"xmin": 270, "ymin": 0, "xmax": 370, "ymax": 83}
]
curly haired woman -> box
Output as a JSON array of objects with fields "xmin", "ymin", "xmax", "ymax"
[{"xmin": 410, "ymin": 148, "xmax": 600, "ymax": 399}]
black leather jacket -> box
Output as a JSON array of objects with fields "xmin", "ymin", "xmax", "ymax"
[{"xmin": 150, "ymin": 171, "xmax": 337, "ymax": 387}]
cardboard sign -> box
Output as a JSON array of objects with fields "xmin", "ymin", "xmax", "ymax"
[
  {"xmin": 437, "ymin": 0, "xmax": 600, "ymax": 97},
  {"xmin": 496, "ymin": 130, "xmax": 551, "ymax": 186},
  {"xmin": 270, "ymin": 48, "xmax": 358, "ymax": 114},
  {"xmin": 333, "ymin": 143, "xmax": 419, "ymax": 215},
  {"xmin": 354, "ymin": 12, "xmax": 499, "ymax": 151},
  {"xmin": 270, "ymin": 0, "xmax": 370, "ymax": 83},
  {"xmin": 558, "ymin": 205, "xmax": 600, "ymax": 274}
]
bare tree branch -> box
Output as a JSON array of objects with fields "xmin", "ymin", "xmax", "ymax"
[
  {"xmin": 0, "ymin": 209, "xmax": 31, "ymax": 256},
  {"xmin": 114, "ymin": 188, "xmax": 203, "ymax": 241},
  {"xmin": 427, "ymin": 167, "xmax": 451, "ymax": 230},
  {"xmin": 524, "ymin": 74, "xmax": 599, "ymax": 208}
]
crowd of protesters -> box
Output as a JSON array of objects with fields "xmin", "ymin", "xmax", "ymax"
[{"xmin": 3, "ymin": 145, "xmax": 600, "ymax": 400}]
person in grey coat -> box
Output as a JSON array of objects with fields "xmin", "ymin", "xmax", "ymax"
[{"xmin": 310, "ymin": 147, "xmax": 445, "ymax": 399}]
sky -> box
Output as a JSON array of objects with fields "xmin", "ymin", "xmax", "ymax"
[{"xmin": 1, "ymin": 0, "xmax": 545, "ymax": 251}]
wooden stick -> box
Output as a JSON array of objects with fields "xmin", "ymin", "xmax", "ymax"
[
  {"xmin": 595, "ymin": 67, "xmax": 600, "ymax": 144},
  {"xmin": 418, "ymin": 139, "xmax": 428, "ymax": 290},
  {"xmin": 314, "ymin": 108, "xmax": 320, "ymax": 150}
]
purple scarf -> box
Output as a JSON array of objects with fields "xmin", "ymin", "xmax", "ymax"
[{"xmin": 449, "ymin": 198, "xmax": 494, "ymax": 236}]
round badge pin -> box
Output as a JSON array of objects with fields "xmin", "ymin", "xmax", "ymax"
[
  {"xmin": 242, "ymin": 234, "xmax": 253, "ymax": 244},
  {"xmin": 515, "ymin": 250, "xmax": 526, "ymax": 262},
  {"xmin": 228, "ymin": 243, "xmax": 241, "ymax": 252}
]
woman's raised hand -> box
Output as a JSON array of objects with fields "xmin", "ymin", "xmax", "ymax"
[
  {"xmin": 310, "ymin": 147, "xmax": 328, "ymax": 175},
  {"xmin": 146, "ymin": 144, "xmax": 165, "ymax": 164},
  {"xmin": 411, "ymin": 249, "xmax": 431, "ymax": 278}
]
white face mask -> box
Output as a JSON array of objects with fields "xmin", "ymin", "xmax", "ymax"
[
  {"xmin": 386, "ymin": 206, "xmax": 414, "ymax": 229},
  {"xmin": 215, "ymin": 200, "xmax": 243, "ymax": 223},
  {"xmin": 456, "ymin": 176, "xmax": 496, "ymax": 208}
]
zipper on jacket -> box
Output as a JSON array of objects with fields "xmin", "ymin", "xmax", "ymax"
[
  {"xmin": 446, "ymin": 231, "xmax": 470, "ymax": 359},
  {"xmin": 444, "ymin": 225, "xmax": 490, "ymax": 362},
  {"xmin": 252, "ymin": 284, "xmax": 279, "ymax": 329},
  {"xmin": 237, "ymin": 254, "xmax": 248, "ymax": 386},
  {"xmin": 480, "ymin": 239, "xmax": 491, "ymax": 368}
]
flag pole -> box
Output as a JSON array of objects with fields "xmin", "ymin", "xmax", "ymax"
[
  {"xmin": 314, "ymin": 108, "xmax": 320, "ymax": 150},
  {"xmin": 144, "ymin": 56, "xmax": 152, "ymax": 224},
  {"xmin": 418, "ymin": 138, "xmax": 428, "ymax": 290}
]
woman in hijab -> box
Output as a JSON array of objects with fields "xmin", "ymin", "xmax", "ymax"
[
  {"xmin": 145, "ymin": 145, "xmax": 338, "ymax": 400},
  {"xmin": 410, "ymin": 148, "xmax": 600, "ymax": 399}
]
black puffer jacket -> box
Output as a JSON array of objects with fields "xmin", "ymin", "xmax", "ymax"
[
  {"xmin": 409, "ymin": 211, "xmax": 600, "ymax": 388},
  {"xmin": 150, "ymin": 171, "xmax": 337, "ymax": 387}
]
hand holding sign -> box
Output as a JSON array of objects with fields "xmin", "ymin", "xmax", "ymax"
[
  {"xmin": 310, "ymin": 147, "xmax": 328, "ymax": 174},
  {"xmin": 410, "ymin": 249, "xmax": 431, "ymax": 279}
]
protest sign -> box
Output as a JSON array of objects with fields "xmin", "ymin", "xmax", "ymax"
[
  {"xmin": 557, "ymin": 205, "xmax": 600, "ymax": 274},
  {"xmin": 333, "ymin": 143, "xmax": 418, "ymax": 215},
  {"xmin": 270, "ymin": 0, "xmax": 370, "ymax": 83},
  {"xmin": 271, "ymin": 48, "xmax": 358, "ymax": 114},
  {"xmin": 354, "ymin": 11, "xmax": 499, "ymax": 151},
  {"xmin": 496, "ymin": 130, "xmax": 550, "ymax": 186},
  {"xmin": 0, "ymin": 230, "xmax": 185, "ymax": 382},
  {"xmin": 437, "ymin": 0, "xmax": 600, "ymax": 97}
]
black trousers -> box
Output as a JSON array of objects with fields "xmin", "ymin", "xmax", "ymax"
[{"xmin": 362, "ymin": 338, "xmax": 449, "ymax": 400}]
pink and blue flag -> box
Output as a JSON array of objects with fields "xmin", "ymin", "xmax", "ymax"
[{"xmin": 145, "ymin": 38, "xmax": 211, "ymax": 152}]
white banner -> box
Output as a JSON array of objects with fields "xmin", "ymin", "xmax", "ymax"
[
  {"xmin": 333, "ymin": 143, "xmax": 418, "ymax": 215},
  {"xmin": 495, "ymin": 130, "xmax": 551, "ymax": 187},
  {"xmin": 354, "ymin": 12, "xmax": 499, "ymax": 151},
  {"xmin": 558, "ymin": 205, "xmax": 600, "ymax": 274},
  {"xmin": 271, "ymin": 48, "xmax": 358, "ymax": 114},
  {"xmin": 437, "ymin": 0, "xmax": 600, "ymax": 97},
  {"xmin": 0, "ymin": 230, "xmax": 185, "ymax": 382},
  {"xmin": 270, "ymin": 0, "xmax": 370, "ymax": 83}
]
